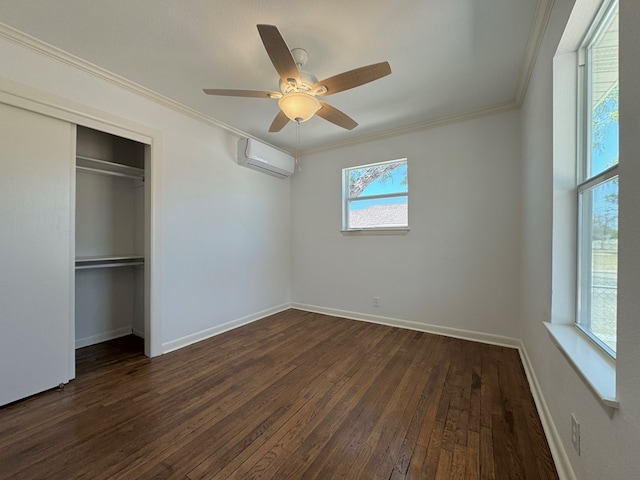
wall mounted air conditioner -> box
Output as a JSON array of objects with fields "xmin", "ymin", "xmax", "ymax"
[{"xmin": 237, "ymin": 137, "xmax": 295, "ymax": 179}]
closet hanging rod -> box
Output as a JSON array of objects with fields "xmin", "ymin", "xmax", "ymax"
[
  {"xmin": 75, "ymin": 261, "xmax": 145, "ymax": 270},
  {"xmin": 76, "ymin": 254, "xmax": 144, "ymax": 262},
  {"xmin": 76, "ymin": 166, "xmax": 143, "ymax": 181},
  {"xmin": 76, "ymin": 155, "xmax": 144, "ymax": 179}
]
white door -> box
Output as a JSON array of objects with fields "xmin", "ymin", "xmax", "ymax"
[{"xmin": 0, "ymin": 102, "xmax": 74, "ymax": 406}]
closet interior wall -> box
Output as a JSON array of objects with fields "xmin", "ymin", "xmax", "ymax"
[{"xmin": 75, "ymin": 126, "xmax": 146, "ymax": 350}]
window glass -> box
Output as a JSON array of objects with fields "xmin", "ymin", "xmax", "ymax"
[
  {"xmin": 577, "ymin": 0, "xmax": 619, "ymax": 356},
  {"xmin": 578, "ymin": 177, "xmax": 618, "ymax": 353},
  {"xmin": 343, "ymin": 160, "xmax": 407, "ymax": 230},
  {"xmin": 587, "ymin": 6, "xmax": 619, "ymax": 178}
]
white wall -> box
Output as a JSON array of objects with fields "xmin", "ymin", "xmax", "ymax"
[
  {"xmin": 5, "ymin": 8, "xmax": 640, "ymax": 476},
  {"xmin": 291, "ymin": 111, "xmax": 522, "ymax": 339},
  {"xmin": 520, "ymin": 0, "xmax": 640, "ymax": 478},
  {"xmin": 0, "ymin": 36, "xmax": 291, "ymax": 350}
]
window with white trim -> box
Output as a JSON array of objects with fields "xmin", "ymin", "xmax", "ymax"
[
  {"xmin": 576, "ymin": 0, "xmax": 619, "ymax": 356},
  {"xmin": 342, "ymin": 159, "xmax": 408, "ymax": 230}
]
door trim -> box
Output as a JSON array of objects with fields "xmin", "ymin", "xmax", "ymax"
[{"xmin": 0, "ymin": 76, "xmax": 163, "ymax": 359}]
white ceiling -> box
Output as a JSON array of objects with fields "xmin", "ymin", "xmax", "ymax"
[{"xmin": 0, "ymin": 0, "xmax": 546, "ymax": 152}]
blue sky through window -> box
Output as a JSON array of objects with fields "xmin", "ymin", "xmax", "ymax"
[
  {"xmin": 590, "ymin": 86, "xmax": 619, "ymax": 221},
  {"xmin": 591, "ymin": 87, "xmax": 619, "ymax": 176},
  {"xmin": 359, "ymin": 164, "xmax": 407, "ymax": 196},
  {"xmin": 349, "ymin": 163, "xmax": 407, "ymax": 211}
]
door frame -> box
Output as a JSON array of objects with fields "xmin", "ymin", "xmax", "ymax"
[{"xmin": 0, "ymin": 77, "xmax": 163, "ymax": 372}]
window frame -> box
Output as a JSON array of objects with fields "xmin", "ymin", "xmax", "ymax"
[
  {"xmin": 575, "ymin": 0, "xmax": 619, "ymax": 358},
  {"xmin": 342, "ymin": 158, "xmax": 408, "ymax": 232}
]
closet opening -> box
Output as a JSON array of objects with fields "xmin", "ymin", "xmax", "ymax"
[{"xmin": 74, "ymin": 125, "xmax": 149, "ymax": 371}]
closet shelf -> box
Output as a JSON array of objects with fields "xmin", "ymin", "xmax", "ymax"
[
  {"xmin": 76, "ymin": 155, "xmax": 144, "ymax": 180},
  {"xmin": 75, "ymin": 255, "xmax": 145, "ymax": 270}
]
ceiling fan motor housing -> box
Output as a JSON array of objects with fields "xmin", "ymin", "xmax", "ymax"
[
  {"xmin": 278, "ymin": 54, "xmax": 322, "ymax": 124},
  {"xmin": 279, "ymin": 69, "xmax": 318, "ymax": 94}
]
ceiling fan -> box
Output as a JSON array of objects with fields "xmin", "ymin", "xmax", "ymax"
[{"xmin": 203, "ymin": 24, "xmax": 391, "ymax": 132}]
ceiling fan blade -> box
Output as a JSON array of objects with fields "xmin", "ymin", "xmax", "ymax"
[
  {"xmin": 269, "ymin": 110, "xmax": 290, "ymax": 132},
  {"xmin": 316, "ymin": 102, "xmax": 358, "ymax": 130},
  {"xmin": 257, "ymin": 24, "xmax": 302, "ymax": 85},
  {"xmin": 203, "ymin": 89, "xmax": 279, "ymax": 98},
  {"xmin": 314, "ymin": 62, "xmax": 392, "ymax": 96}
]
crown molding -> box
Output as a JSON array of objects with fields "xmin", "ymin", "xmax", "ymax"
[
  {"xmin": 300, "ymin": 100, "xmax": 519, "ymax": 155},
  {"xmin": 0, "ymin": 9, "xmax": 546, "ymax": 158},
  {"xmin": 0, "ymin": 21, "xmax": 289, "ymax": 153},
  {"xmin": 516, "ymin": 0, "xmax": 555, "ymax": 105},
  {"xmin": 305, "ymin": 0, "xmax": 554, "ymax": 156}
]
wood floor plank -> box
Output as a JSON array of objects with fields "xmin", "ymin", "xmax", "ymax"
[
  {"xmin": 11, "ymin": 323, "xmax": 316, "ymax": 479},
  {"xmin": 467, "ymin": 345, "xmax": 483, "ymax": 435},
  {"xmin": 372, "ymin": 335, "xmax": 447, "ymax": 479},
  {"xmin": 479, "ymin": 425, "xmax": 496, "ymax": 479},
  {"xmin": 465, "ymin": 430, "xmax": 481, "ymax": 480},
  {"xmin": 347, "ymin": 333, "xmax": 441, "ymax": 480},
  {"xmin": 450, "ymin": 442, "xmax": 468, "ymax": 479},
  {"xmin": 124, "ymin": 314, "xmax": 358, "ymax": 479},
  {"xmin": 434, "ymin": 447, "xmax": 453, "ymax": 480},
  {"xmin": 186, "ymin": 321, "xmax": 369, "ymax": 479},
  {"xmin": 267, "ymin": 327, "xmax": 412, "ymax": 479},
  {"xmin": 222, "ymin": 322, "xmax": 394, "ymax": 480},
  {"xmin": 405, "ymin": 444, "xmax": 427, "ymax": 480},
  {"xmin": 219, "ymin": 323, "xmax": 391, "ymax": 480},
  {"xmin": 300, "ymin": 335, "xmax": 417, "ymax": 479},
  {"xmin": 404, "ymin": 339, "xmax": 456, "ymax": 480},
  {"xmin": 0, "ymin": 309, "xmax": 558, "ymax": 480}
]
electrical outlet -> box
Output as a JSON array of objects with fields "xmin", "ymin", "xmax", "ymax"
[
  {"xmin": 571, "ymin": 414, "xmax": 580, "ymax": 455},
  {"xmin": 373, "ymin": 296, "xmax": 379, "ymax": 307}
]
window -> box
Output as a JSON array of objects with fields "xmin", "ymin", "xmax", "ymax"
[
  {"xmin": 342, "ymin": 159, "xmax": 408, "ymax": 230},
  {"xmin": 576, "ymin": 0, "xmax": 619, "ymax": 356}
]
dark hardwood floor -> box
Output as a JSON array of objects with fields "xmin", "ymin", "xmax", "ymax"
[{"xmin": 0, "ymin": 309, "xmax": 558, "ymax": 479}]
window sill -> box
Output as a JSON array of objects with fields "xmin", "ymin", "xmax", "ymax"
[
  {"xmin": 340, "ymin": 228, "xmax": 410, "ymax": 236},
  {"xmin": 544, "ymin": 322, "xmax": 618, "ymax": 408}
]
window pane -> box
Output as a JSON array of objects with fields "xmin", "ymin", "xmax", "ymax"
[
  {"xmin": 579, "ymin": 177, "xmax": 618, "ymax": 353},
  {"xmin": 347, "ymin": 161, "xmax": 407, "ymax": 198},
  {"xmin": 348, "ymin": 196, "xmax": 407, "ymax": 229},
  {"xmin": 589, "ymin": 8, "xmax": 618, "ymax": 178}
]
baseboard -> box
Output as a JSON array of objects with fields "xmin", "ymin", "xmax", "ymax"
[
  {"xmin": 156, "ymin": 301, "xmax": 575, "ymax": 479},
  {"xmin": 290, "ymin": 303, "xmax": 521, "ymax": 349},
  {"xmin": 132, "ymin": 328, "xmax": 145, "ymax": 338},
  {"xmin": 518, "ymin": 343, "xmax": 576, "ymax": 480},
  {"xmin": 75, "ymin": 327, "xmax": 133, "ymax": 349},
  {"xmin": 161, "ymin": 303, "xmax": 290, "ymax": 354},
  {"xmin": 292, "ymin": 302, "xmax": 573, "ymax": 478}
]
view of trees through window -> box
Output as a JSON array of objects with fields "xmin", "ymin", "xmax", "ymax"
[
  {"xmin": 578, "ymin": 0, "xmax": 618, "ymax": 354},
  {"xmin": 344, "ymin": 159, "xmax": 407, "ymax": 229}
]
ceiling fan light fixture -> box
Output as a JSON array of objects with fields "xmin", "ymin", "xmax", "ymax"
[
  {"xmin": 203, "ymin": 25, "xmax": 391, "ymax": 132},
  {"xmin": 278, "ymin": 92, "xmax": 321, "ymax": 123}
]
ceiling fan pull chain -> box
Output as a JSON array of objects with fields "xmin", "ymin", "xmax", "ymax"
[{"xmin": 295, "ymin": 122, "xmax": 302, "ymax": 172}]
